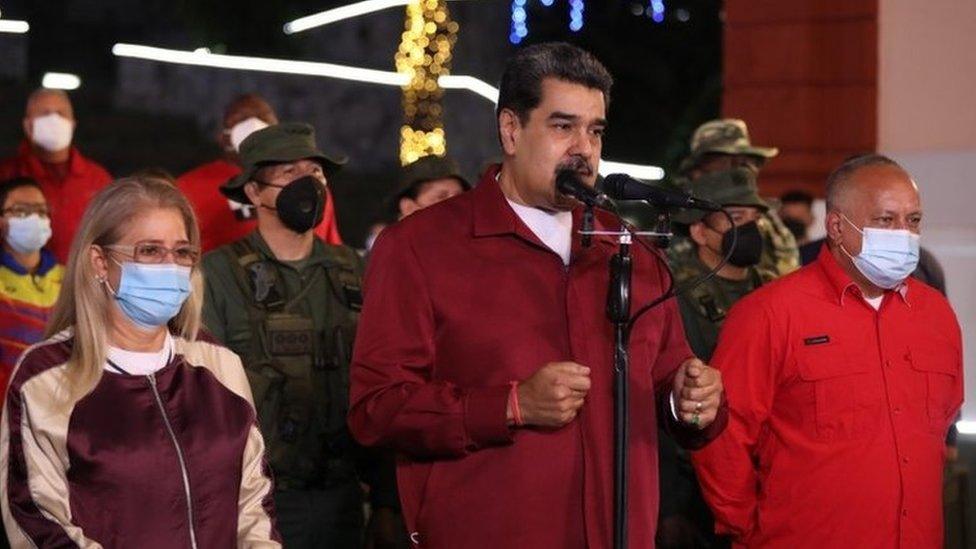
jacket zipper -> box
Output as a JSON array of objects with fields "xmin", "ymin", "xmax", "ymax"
[{"xmin": 147, "ymin": 373, "xmax": 199, "ymax": 549}]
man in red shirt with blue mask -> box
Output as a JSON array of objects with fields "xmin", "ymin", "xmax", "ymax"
[{"xmin": 692, "ymin": 154, "xmax": 963, "ymax": 548}]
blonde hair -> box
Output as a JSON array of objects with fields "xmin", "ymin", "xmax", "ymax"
[{"xmin": 45, "ymin": 176, "xmax": 204, "ymax": 399}]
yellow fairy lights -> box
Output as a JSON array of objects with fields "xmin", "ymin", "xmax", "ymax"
[{"xmin": 395, "ymin": 0, "xmax": 458, "ymax": 165}]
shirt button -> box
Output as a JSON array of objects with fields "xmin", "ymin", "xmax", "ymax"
[
  {"xmin": 894, "ymin": 407, "xmax": 901, "ymax": 414},
  {"xmin": 885, "ymin": 360, "xmax": 891, "ymax": 368},
  {"xmin": 902, "ymin": 456, "xmax": 909, "ymax": 463},
  {"xmin": 902, "ymin": 509, "xmax": 908, "ymax": 517}
]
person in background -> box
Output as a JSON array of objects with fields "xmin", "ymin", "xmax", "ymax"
[
  {"xmin": 692, "ymin": 154, "xmax": 963, "ymax": 548},
  {"xmin": 658, "ymin": 168, "xmax": 774, "ymax": 549},
  {"xmin": 1, "ymin": 176, "xmax": 280, "ymax": 547},
  {"xmin": 202, "ymin": 123, "xmax": 400, "ymax": 548},
  {"xmin": 176, "ymin": 93, "xmax": 343, "ymax": 251},
  {"xmin": 673, "ymin": 119, "xmax": 799, "ymax": 278},
  {"xmin": 395, "ymin": 155, "xmax": 469, "ymax": 219},
  {"xmin": 0, "ymin": 89, "xmax": 112, "ymax": 263},
  {"xmin": 778, "ymin": 189, "xmax": 815, "ymax": 245},
  {"xmin": 0, "ymin": 177, "xmax": 62, "ymax": 405}
]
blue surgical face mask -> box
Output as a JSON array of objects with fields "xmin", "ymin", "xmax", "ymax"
[
  {"xmin": 107, "ymin": 261, "xmax": 192, "ymax": 329},
  {"xmin": 840, "ymin": 214, "xmax": 920, "ymax": 289},
  {"xmin": 5, "ymin": 214, "xmax": 52, "ymax": 254}
]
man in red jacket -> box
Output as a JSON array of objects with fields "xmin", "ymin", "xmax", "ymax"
[
  {"xmin": 176, "ymin": 93, "xmax": 343, "ymax": 251},
  {"xmin": 349, "ymin": 42, "xmax": 727, "ymax": 548},
  {"xmin": 0, "ymin": 89, "xmax": 112, "ymax": 262},
  {"xmin": 691, "ymin": 154, "xmax": 964, "ymax": 548}
]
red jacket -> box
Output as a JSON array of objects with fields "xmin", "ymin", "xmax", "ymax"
[
  {"xmin": 0, "ymin": 142, "xmax": 112, "ymax": 263},
  {"xmin": 176, "ymin": 159, "xmax": 343, "ymax": 252},
  {"xmin": 692, "ymin": 245, "xmax": 963, "ymax": 548},
  {"xmin": 349, "ymin": 166, "xmax": 726, "ymax": 548}
]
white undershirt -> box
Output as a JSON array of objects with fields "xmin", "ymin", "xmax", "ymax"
[
  {"xmin": 105, "ymin": 332, "xmax": 174, "ymax": 376},
  {"xmin": 863, "ymin": 295, "xmax": 884, "ymax": 310},
  {"xmin": 506, "ymin": 199, "xmax": 573, "ymax": 265}
]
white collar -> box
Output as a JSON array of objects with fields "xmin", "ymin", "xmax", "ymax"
[
  {"xmin": 506, "ymin": 199, "xmax": 573, "ymax": 265},
  {"xmin": 105, "ymin": 332, "xmax": 174, "ymax": 376}
]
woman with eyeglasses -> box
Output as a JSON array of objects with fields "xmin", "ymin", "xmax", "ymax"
[
  {"xmin": 0, "ymin": 176, "xmax": 280, "ymax": 548},
  {"xmin": 0, "ymin": 177, "xmax": 61, "ymax": 409}
]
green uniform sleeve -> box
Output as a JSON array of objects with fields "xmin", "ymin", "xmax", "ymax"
[{"xmin": 201, "ymin": 251, "xmax": 230, "ymax": 343}]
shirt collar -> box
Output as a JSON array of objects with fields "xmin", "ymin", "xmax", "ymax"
[
  {"xmin": 815, "ymin": 242, "xmax": 910, "ymax": 307},
  {"xmin": 0, "ymin": 248, "xmax": 58, "ymax": 276},
  {"xmin": 17, "ymin": 140, "xmax": 87, "ymax": 179}
]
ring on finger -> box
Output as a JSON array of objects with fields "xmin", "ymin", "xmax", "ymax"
[{"xmin": 695, "ymin": 401, "xmax": 703, "ymax": 412}]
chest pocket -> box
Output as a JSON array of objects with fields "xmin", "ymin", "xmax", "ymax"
[
  {"xmin": 796, "ymin": 341, "xmax": 871, "ymax": 441},
  {"xmin": 906, "ymin": 342, "xmax": 959, "ymax": 435}
]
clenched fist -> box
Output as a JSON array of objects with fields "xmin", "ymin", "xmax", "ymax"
[
  {"xmin": 672, "ymin": 358, "xmax": 723, "ymax": 429},
  {"xmin": 511, "ymin": 361, "xmax": 591, "ymax": 428}
]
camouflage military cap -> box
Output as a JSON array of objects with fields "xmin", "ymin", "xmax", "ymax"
[
  {"xmin": 679, "ymin": 119, "xmax": 778, "ymax": 174},
  {"xmin": 672, "ymin": 168, "xmax": 769, "ymax": 225},
  {"xmin": 397, "ymin": 154, "xmax": 470, "ymax": 199},
  {"xmin": 220, "ymin": 122, "xmax": 347, "ymax": 203}
]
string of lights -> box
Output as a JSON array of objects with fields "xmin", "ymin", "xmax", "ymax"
[
  {"xmin": 650, "ymin": 0, "xmax": 665, "ymax": 23},
  {"xmin": 509, "ymin": 0, "xmax": 528, "ymax": 45},
  {"xmin": 510, "ymin": 0, "xmax": 590, "ymax": 44},
  {"xmin": 395, "ymin": 0, "xmax": 458, "ymax": 165},
  {"xmin": 568, "ymin": 0, "xmax": 584, "ymax": 32}
]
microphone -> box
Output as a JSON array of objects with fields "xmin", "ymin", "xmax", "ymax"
[
  {"xmin": 602, "ymin": 173, "xmax": 722, "ymax": 212},
  {"xmin": 556, "ymin": 170, "xmax": 614, "ymax": 210}
]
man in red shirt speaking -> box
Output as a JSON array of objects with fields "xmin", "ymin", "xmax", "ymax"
[
  {"xmin": 349, "ymin": 42, "xmax": 727, "ymax": 548},
  {"xmin": 692, "ymin": 154, "xmax": 964, "ymax": 548}
]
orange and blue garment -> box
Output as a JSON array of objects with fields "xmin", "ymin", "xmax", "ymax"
[{"xmin": 0, "ymin": 249, "xmax": 62, "ymax": 403}]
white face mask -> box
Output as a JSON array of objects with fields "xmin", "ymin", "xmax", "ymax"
[
  {"xmin": 5, "ymin": 214, "xmax": 53, "ymax": 254},
  {"xmin": 30, "ymin": 113, "xmax": 74, "ymax": 152},
  {"xmin": 228, "ymin": 117, "xmax": 269, "ymax": 152},
  {"xmin": 840, "ymin": 214, "xmax": 920, "ymax": 289}
]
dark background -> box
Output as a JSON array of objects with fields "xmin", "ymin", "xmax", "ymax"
[{"xmin": 0, "ymin": 0, "xmax": 721, "ymax": 245}]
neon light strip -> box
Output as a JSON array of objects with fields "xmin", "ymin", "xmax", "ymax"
[
  {"xmin": 0, "ymin": 20, "xmax": 29, "ymax": 33},
  {"xmin": 112, "ymin": 43, "xmax": 665, "ymax": 180}
]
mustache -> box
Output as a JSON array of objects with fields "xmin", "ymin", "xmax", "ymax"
[{"xmin": 556, "ymin": 157, "xmax": 593, "ymax": 177}]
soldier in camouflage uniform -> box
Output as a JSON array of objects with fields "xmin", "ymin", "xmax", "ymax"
[
  {"xmin": 671, "ymin": 118, "xmax": 799, "ymax": 278},
  {"xmin": 657, "ymin": 168, "xmax": 775, "ymax": 549},
  {"xmin": 201, "ymin": 123, "xmax": 400, "ymax": 548}
]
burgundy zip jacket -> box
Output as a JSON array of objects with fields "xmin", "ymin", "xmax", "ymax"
[
  {"xmin": 1, "ymin": 331, "xmax": 280, "ymax": 548},
  {"xmin": 349, "ymin": 166, "xmax": 727, "ymax": 548}
]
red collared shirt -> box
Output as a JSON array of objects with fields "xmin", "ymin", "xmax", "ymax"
[
  {"xmin": 176, "ymin": 159, "xmax": 344, "ymax": 252},
  {"xmin": 692, "ymin": 245, "xmax": 963, "ymax": 548},
  {"xmin": 0, "ymin": 141, "xmax": 112, "ymax": 262},
  {"xmin": 348, "ymin": 166, "xmax": 725, "ymax": 548}
]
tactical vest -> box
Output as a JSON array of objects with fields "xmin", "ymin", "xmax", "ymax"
[
  {"xmin": 671, "ymin": 247, "xmax": 766, "ymax": 324},
  {"xmin": 225, "ymin": 239, "xmax": 363, "ymax": 489}
]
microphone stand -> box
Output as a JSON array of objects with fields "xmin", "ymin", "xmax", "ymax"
[{"xmin": 607, "ymin": 230, "xmax": 632, "ymax": 549}]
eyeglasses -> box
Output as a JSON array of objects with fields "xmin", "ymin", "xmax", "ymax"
[
  {"xmin": 103, "ymin": 242, "xmax": 201, "ymax": 267},
  {"xmin": 2, "ymin": 205, "xmax": 49, "ymax": 218}
]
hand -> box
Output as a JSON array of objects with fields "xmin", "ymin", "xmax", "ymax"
[
  {"xmin": 514, "ymin": 361, "xmax": 591, "ymax": 428},
  {"xmin": 672, "ymin": 358, "xmax": 723, "ymax": 429},
  {"xmin": 364, "ymin": 506, "xmax": 405, "ymax": 549}
]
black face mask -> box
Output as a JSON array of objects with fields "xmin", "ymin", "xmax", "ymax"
[
  {"xmin": 719, "ymin": 220, "xmax": 763, "ymax": 267},
  {"xmin": 257, "ymin": 175, "xmax": 326, "ymax": 234},
  {"xmin": 782, "ymin": 217, "xmax": 808, "ymax": 242}
]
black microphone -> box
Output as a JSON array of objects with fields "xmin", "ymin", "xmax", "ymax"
[
  {"xmin": 602, "ymin": 173, "xmax": 722, "ymax": 212},
  {"xmin": 556, "ymin": 170, "xmax": 614, "ymax": 210}
]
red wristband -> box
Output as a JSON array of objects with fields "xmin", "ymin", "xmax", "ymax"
[{"xmin": 508, "ymin": 381, "xmax": 524, "ymax": 427}]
